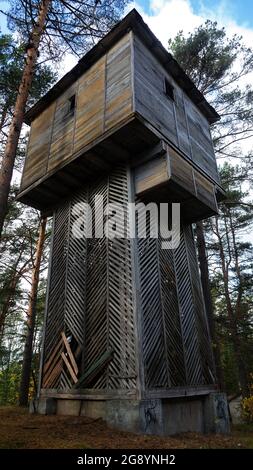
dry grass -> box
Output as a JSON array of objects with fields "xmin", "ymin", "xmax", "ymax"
[{"xmin": 0, "ymin": 406, "xmax": 252, "ymax": 449}]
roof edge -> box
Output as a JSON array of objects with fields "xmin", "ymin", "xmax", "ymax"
[{"xmin": 24, "ymin": 8, "xmax": 220, "ymax": 125}]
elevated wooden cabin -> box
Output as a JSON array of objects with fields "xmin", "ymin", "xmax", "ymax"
[
  {"xmin": 18, "ymin": 9, "xmax": 223, "ymax": 222},
  {"xmin": 19, "ymin": 10, "xmax": 229, "ymax": 435}
]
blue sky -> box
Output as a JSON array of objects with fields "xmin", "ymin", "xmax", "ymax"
[
  {"xmin": 0, "ymin": 1, "xmax": 9, "ymax": 33},
  {"xmin": 135, "ymin": 0, "xmax": 253, "ymax": 28},
  {"xmin": 1, "ymin": 1, "xmax": 253, "ymax": 34}
]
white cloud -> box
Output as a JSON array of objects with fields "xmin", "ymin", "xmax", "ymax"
[
  {"xmin": 61, "ymin": 0, "xmax": 253, "ymax": 75},
  {"xmin": 130, "ymin": 0, "xmax": 253, "ymax": 49},
  {"xmin": 147, "ymin": 0, "xmax": 202, "ymax": 46},
  {"xmin": 60, "ymin": 54, "xmax": 78, "ymax": 76}
]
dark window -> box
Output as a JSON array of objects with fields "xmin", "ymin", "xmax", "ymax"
[
  {"xmin": 164, "ymin": 79, "xmax": 174, "ymax": 101},
  {"xmin": 69, "ymin": 94, "xmax": 76, "ymax": 113}
]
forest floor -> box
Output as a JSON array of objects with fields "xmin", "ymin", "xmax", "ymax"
[{"xmin": 0, "ymin": 406, "xmax": 252, "ymax": 449}]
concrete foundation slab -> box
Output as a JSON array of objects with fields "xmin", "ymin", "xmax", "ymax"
[{"xmin": 34, "ymin": 392, "xmax": 230, "ymax": 436}]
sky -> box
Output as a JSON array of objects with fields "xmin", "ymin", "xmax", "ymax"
[
  {"xmin": 134, "ymin": 0, "xmax": 253, "ymax": 28},
  {"xmin": 124, "ymin": 0, "xmax": 253, "ymax": 49},
  {"xmin": 1, "ymin": 0, "xmax": 253, "ymax": 69}
]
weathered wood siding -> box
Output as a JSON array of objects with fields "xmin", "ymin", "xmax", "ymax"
[
  {"xmin": 20, "ymin": 30, "xmax": 219, "ymax": 198},
  {"xmin": 48, "ymin": 83, "xmax": 77, "ymax": 172},
  {"xmin": 104, "ymin": 35, "xmax": 132, "ymax": 131},
  {"xmin": 133, "ymin": 36, "xmax": 219, "ymax": 183},
  {"xmin": 20, "ymin": 33, "xmax": 133, "ymax": 191},
  {"xmin": 73, "ymin": 57, "xmax": 106, "ymax": 155},
  {"xmin": 21, "ymin": 103, "xmax": 55, "ymax": 189},
  {"xmin": 134, "ymin": 145, "xmax": 218, "ymax": 216}
]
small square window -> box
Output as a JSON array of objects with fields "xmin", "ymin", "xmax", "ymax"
[
  {"xmin": 164, "ymin": 79, "xmax": 174, "ymax": 101},
  {"xmin": 68, "ymin": 94, "xmax": 76, "ymax": 113}
]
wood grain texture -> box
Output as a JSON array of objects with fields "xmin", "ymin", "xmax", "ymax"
[
  {"xmin": 169, "ymin": 146, "xmax": 195, "ymax": 195},
  {"xmin": 195, "ymin": 172, "xmax": 218, "ymax": 212},
  {"xmin": 21, "ymin": 102, "xmax": 55, "ymax": 189},
  {"xmin": 134, "ymin": 36, "xmax": 178, "ymax": 147},
  {"xmin": 73, "ymin": 56, "xmax": 105, "ymax": 154},
  {"xmin": 134, "ymin": 144, "xmax": 218, "ymax": 220},
  {"xmin": 104, "ymin": 33, "xmax": 133, "ymax": 131},
  {"xmin": 20, "ymin": 29, "xmax": 220, "ymax": 203},
  {"xmin": 133, "ymin": 35, "xmax": 219, "ymax": 184},
  {"xmin": 184, "ymin": 96, "xmax": 219, "ymax": 181},
  {"xmin": 48, "ymin": 83, "xmax": 77, "ymax": 171},
  {"xmin": 135, "ymin": 154, "xmax": 169, "ymax": 194}
]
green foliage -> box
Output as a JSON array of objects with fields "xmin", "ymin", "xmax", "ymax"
[
  {"xmin": 0, "ymin": 31, "xmax": 54, "ymax": 404},
  {"xmin": 169, "ymin": 21, "xmax": 253, "ymax": 395},
  {"xmin": 0, "ymin": 1, "xmax": 128, "ymax": 405},
  {"xmin": 0, "ymin": 32, "xmax": 56, "ymax": 143},
  {"xmin": 168, "ymin": 21, "xmax": 253, "ymax": 158},
  {"xmin": 206, "ymin": 161, "xmax": 253, "ymax": 394},
  {"xmin": 168, "ymin": 20, "xmax": 239, "ymax": 93},
  {"xmin": 0, "ymin": 34, "xmax": 55, "ymax": 107},
  {"xmin": 0, "ymin": 204, "xmax": 51, "ymax": 404},
  {"xmin": 242, "ymin": 375, "xmax": 253, "ymax": 423}
]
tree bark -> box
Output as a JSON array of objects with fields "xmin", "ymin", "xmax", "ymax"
[
  {"xmin": 0, "ymin": 0, "xmax": 51, "ymax": 238},
  {"xmin": 0, "ymin": 104, "xmax": 8, "ymax": 134},
  {"xmin": 196, "ymin": 221, "xmax": 224, "ymax": 389},
  {"xmin": 0, "ymin": 275, "xmax": 19, "ymax": 340},
  {"xmin": 19, "ymin": 217, "xmax": 47, "ymax": 407}
]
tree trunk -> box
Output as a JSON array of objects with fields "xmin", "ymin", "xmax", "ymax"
[
  {"xmin": 0, "ymin": 105, "xmax": 8, "ymax": 134},
  {"xmin": 19, "ymin": 217, "xmax": 47, "ymax": 407},
  {"xmin": 214, "ymin": 216, "xmax": 249, "ymax": 397},
  {"xmin": 0, "ymin": 275, "xmax": 19, "ymax": 341},
  {"xmin": 196, "ymin": 221, "xmax": 224, "ymax": 389},
  {"xmin": 0, "ymin": 251, "xmax": 30, "ymax": 342},
  {"xmin": 0, "ymin": 0, "xmax": 51, "ymax": 238}
]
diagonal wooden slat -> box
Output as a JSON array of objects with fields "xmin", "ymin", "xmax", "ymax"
[
  {"xmin": 61, "ymin": 332, "xmax": 78, "ymax": 375},
  {"xmin": 173, "ymin": 226, "xmax": 203, "ymax": 385},
  {"xmin": 184, "ymin": 225, "xmax": 215, "ymax": 384},
  {"xmin": 42, "ymin": 162, "xmax": 215, "ymax": 396}
]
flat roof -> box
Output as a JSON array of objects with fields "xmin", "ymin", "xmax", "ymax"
[{"xmin": 25, "ymin": 8, "xmax": 220, "ymax": 125}]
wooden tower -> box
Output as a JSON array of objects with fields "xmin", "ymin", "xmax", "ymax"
[{"xmin": 18, "ymin": 10, "xmax": 229, "ymax": 434}]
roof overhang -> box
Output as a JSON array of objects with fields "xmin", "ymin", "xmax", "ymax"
[{"xmin": 24, "ymin": 9, "xmax": 220, "ymax": 126}]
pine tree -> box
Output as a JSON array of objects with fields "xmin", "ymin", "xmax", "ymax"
[
  {"xmin": 19, "ymin": 216, "xmax": 47, "ymax": 406},
  {"xmin": 169, "ymin": 21, "xmax": 253, "ymax": 393},
  {"xmin": 0, "ymin": 0, "xmax": 128, "ymax": 237},
  {"xmin": 207, "ymin": 162, "xmax": 253, "ymax": 396}
]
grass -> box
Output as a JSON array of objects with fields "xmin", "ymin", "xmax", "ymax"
[{"xmin": 0, "ymin": 406, "xmax": 252, "ymax": 449}]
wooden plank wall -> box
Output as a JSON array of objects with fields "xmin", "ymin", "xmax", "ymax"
[
  {"xmin": 134, "ymin": 36, "xmax": 178, "ymax": 147},
  {"xmin": 134, "ymin": 145, "xmax": 218, "ymax": 215},
  {"xmin": 20, "ymin": 33, "xmax": 133, "ymax": 191},
  {"xmin": 48, "ymin": 83, "xmax": 77, "ymax": 172},
  {"xmin": 21, "ymin": 30, "xmax": 219, "ymax": 193},
  {"xmin": 21, "ymin": 103, "xmax": 55, "ymax": 189},
  {"xmin": 104, "ymin": 35, "xmax": 132, "ymax": 131},
  {"xmin": 133, "ymin": 35, "xmax": 219, "ymax": 183},
  {"xmin": 73, "ymin": 56, "xmax": 106, "ymax": 156}
]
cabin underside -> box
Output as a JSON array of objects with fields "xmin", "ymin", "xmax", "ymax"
[{"xmin": 18, "ymin": 115, "xmax": 224, "ymax": 222}]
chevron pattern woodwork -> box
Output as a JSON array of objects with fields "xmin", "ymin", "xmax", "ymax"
[
  {"xmin": 42, "ymin": 163, "xmax": 215, "ymax": 394},
  {"xmin": 42, "ymin": 166, "xmax": 137, "ymax": 391}
]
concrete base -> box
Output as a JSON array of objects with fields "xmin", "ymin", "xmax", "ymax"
[{"xmin": 33, "ymin": 392, "xmax": 230, "ymax": 436}]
